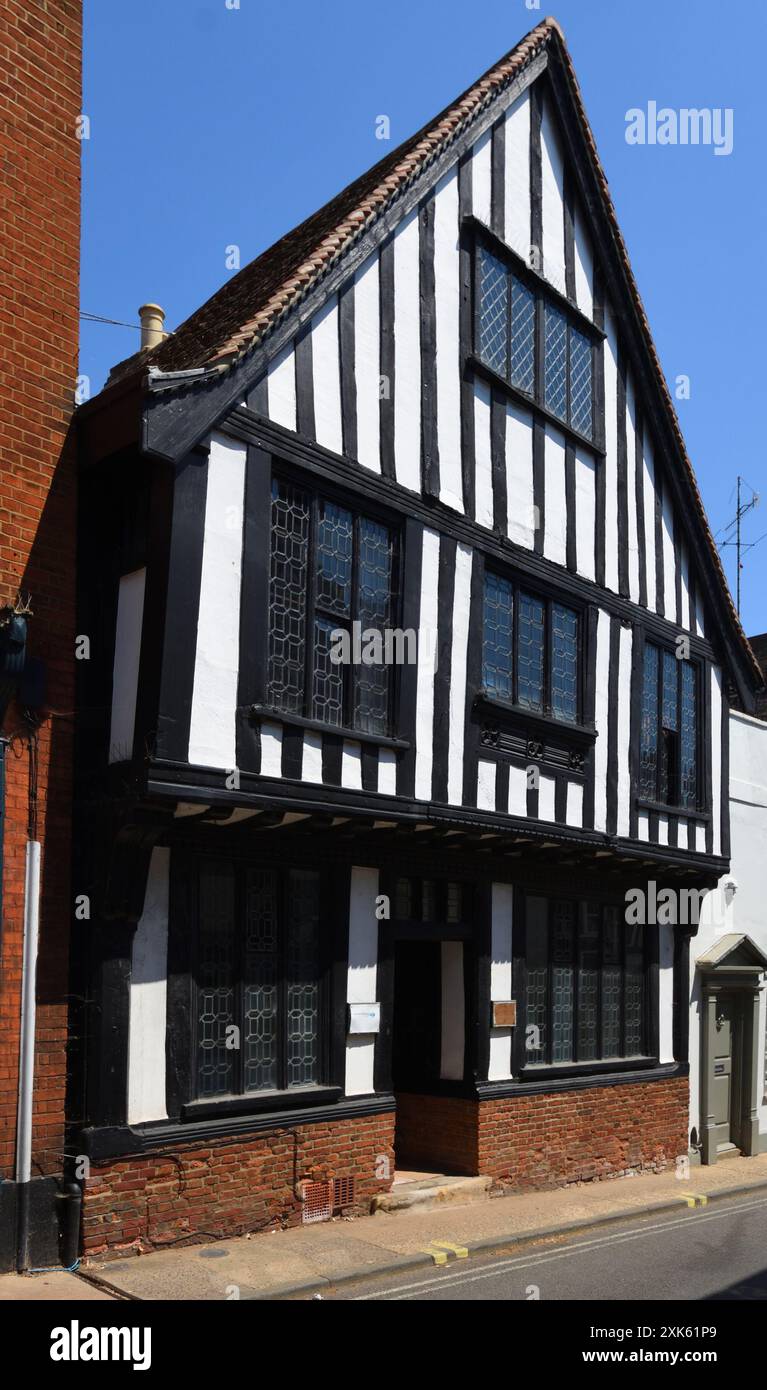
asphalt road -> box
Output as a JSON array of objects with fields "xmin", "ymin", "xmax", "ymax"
[{"xmin": 320, "ymin": 1190, "xmax": 767, "ymax": 1301}]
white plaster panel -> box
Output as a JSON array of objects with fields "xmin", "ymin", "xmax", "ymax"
[
  {"xmin": 188, "ymin": 433, "xmax": 245, "ymax": 769},
  {"xmin": 433, "ymin": 168, "xmax": 463, "ymax": 512},
  {"xmin": 109, "ymin": 567, "xmax": 146, "ymax": 764},
  {"xmin": 354, "ymin": 252, "xmax": 381, "ymax": 472},
  {"xmin": 311, "ymin": 295, "xmax": 343, "ymax": 455},
  {"xmin": 393, "ymin": 208, "xmax": 422, "ymax": 492},
  {"xmin": 128, "ymin": 847, "xmax": 170, "ymax": 1124}
]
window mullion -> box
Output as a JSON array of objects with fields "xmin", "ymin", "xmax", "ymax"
[
  {"xmin": 279, "ymin": 871, "xmax": 288, "ymax": 1093},
  {"xmin": 236, "ymin": 866, "xmax": 245, "ymax": 1096},
  {"xmin": 677, "ymin": 656, "xmax": 683, "ymax": 807},
  {"xmin": 512, "ymin": 583, "xmax": 519, "ymax": 706},
  {"xmin": 535, "ymin": 290, "xmax": 545, "ymax": 411},
  {"xmin": 545, "ymin": 599, "xmax": 552, "ymax": 716},
  {"xmin": 597, "ymin": 906, "xmax": 604, "ymax": 1062},
  {"xmin": 565, "ymin": 324, "xmax": 572, "ymax": 427},
  {"xmin": 349, "ymin": 514, "xmax": 360, "ymax": 729},
  {"xmin": 573, "ymin": 901, "xmax": 581, "ymax": 1063},
  {"xmin": 656, "ymin": 646, "xmax": 663, "ymax": 804},
  {"xmin": 620, "ymin": 914, "xmax": 627, "ymax": 1058},
  {"xmin": 304, "ymin": 495, "xmax": 318, "ymax": 719},
  {"xmin": 506, "ymin": 267, "xmax": 513, "ymax": 385},
  {"xmin": 546, "ymin": 903, "xmax": 553, "ymax": 1065}
]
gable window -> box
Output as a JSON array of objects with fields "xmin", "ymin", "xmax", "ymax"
[
  {"xmin": 476, "ymin": 240, "xmax": 595, "ymax": 444},
  {"xmin": 524, "ymin": 897, "xmax": 647, "ymax": 1067},
  {"xmin": 194, "ymin": 859, "xmax": 324, "ymax": 1100},
  {"xmin": 639, "ymin": 641, "xmax": 698, "ymax": 808},
  {"xmin": 482, "ymin": 572, "xmax": 580, "ymax": 723},
  {"xmin": 268, "ymin": 478, "xmax": 396, "ymax": 735}
]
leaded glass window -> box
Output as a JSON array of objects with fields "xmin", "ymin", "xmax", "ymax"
[
  {"xmin": 544, "ymin": 304, "xmax": 568, "ymax": 421},
  {"xmin": 482, "ymin": 572, "xmax": 513, "ymax": 700},
  {"xmin": 680, "ymin": 663, "xmax": 698, "ymax": 809},
  {"xmin": 639, "ymin": 641, "xmax": 698, "ymax": 808},
  {"xmin": 268, "ymin": 481, "xmax": 310, "ymax": 714},
  {"xmin": 194, "ymin": 861, "xmax": 324, "ymax": 1100},
  {"xmin": 475, "ymin": 239, "xmax": 595, "ymax": 440},
  {"xmin": 551, "ymin": 604, "xmax": 578, "ymax": 723},
  {"xmin": 478, "ymin": 245, "xmax": 508, "ymax": 376},
  {"xmin": 524, "ymin": 898, "xmax": 648, "ymax": 1067},
  {"xmin": 639, "ymin": 643, "xmax": 659, "ymax": 799},
  {"xmin": 482, "ymin": 575, "xmax": 579, "ymax": 723},
  {"xmin": 511, "ymin": 277, "xmax": 536, "ymax": 394},
  {"xmin": 551, "ymin": 901, "xmax": 575, "ymax": 1063},
  {"xmin": 569, "ymin": 327, "xmax": 593, "ymax": 437},
  {"xmin": 525, "ymin": 897, "xmax": 549, "ymax": 1063},
  {"xmin": 517, "ymin": 592, "xmax": 545, "ymax": 711},
  {"xmin": 577, "ymin": 905, "xmax": 600, "ymax": 1062},
  {"xmin": 267, "ymin": 480, "xmax": 396, "ymax": 736},
  {"xmin": 197, "ymin": 862, "xmax": 236, "ymax": 1098}
]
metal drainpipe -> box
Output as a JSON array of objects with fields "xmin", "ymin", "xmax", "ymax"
[{"xmin": 15, "ymin": 837, "xmax": 41, "ymax": 1272}]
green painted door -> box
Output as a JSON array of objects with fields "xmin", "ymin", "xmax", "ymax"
[{"xmin": 711, "ymin": 994, "xmax": 739, "ymax": 1151}]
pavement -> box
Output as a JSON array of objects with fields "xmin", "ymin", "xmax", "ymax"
[{"xmin": 4, "ymin": 1152, "xmax": 767, "ymax": 1301}]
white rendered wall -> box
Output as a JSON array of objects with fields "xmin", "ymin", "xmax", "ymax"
[
  {"xmin": 188, "ymin": 432, "xmax": 246, "ymax": 769},
  {"xmin": 108, "ymin": 567, "xmax": 145, "ymax": 764},
  {"xmin": 689, "ymin": 711, "xmax": 767, "ymax": 1147},
  {"xmin": 127, "ymin": 847, "xmax": 170, "ymax": 1124}
]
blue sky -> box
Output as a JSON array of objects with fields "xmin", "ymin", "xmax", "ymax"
[{"xmin": 81, "ymin": 0, "xmax": 766, "ymax": 636}]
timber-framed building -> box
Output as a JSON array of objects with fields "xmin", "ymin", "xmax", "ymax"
[{"xmin": 74, "ymin": 19, "xmax": 763, "ymax": 1254}]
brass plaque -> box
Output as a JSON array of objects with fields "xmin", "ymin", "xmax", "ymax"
[{"xmin": 492, "ymin": 1001, "xmax": 517, "ymax": 1028}]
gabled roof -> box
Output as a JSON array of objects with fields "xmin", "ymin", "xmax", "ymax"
[
  {"xmin": 98, "ymin": 17, "xmax": 761, "ymax": 693},
  {"xmin": 110, "ymin": 20, "xmax": 555, "ymax": 382}
]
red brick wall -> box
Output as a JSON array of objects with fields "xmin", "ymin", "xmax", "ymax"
[
  {"xmin": 0, "ymin": 0, "xmax": 82, "ymax": 1178},
  {"xmin": 396, "ymin": 1093, "xmax": 479, "ymax": 1175},
  {"xmin": 396, "ymin": 1079, "xmax": 688, "ymax": 1189},
  {"xmin": 81, "ymin": 1112, "xmax": 396, "ymax": 1258}
]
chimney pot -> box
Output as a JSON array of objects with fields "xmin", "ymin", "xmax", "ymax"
[{"xmin": 138, "ymin": 303, "xmax": 166, "ymax": 351}]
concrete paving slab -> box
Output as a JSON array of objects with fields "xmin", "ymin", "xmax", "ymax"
[{"xmin": 0, "ymin": 1271, "xmax": 114, "ymax": 1301}]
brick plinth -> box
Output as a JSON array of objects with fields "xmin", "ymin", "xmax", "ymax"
[
  {"xmin": 395, "ymin": 1077, "xmax": 688, "ymax": 1188},
  {"xmin": 81, "ymin": 1111, "xmax": 396, "ymax": 1258}
]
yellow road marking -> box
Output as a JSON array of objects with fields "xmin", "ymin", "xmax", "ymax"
[
  {"xmin": 429, "ymin": 1240, "xmax": 469, "ymax": 1259},
  {"xmin": 680, "ymin": 1193, "xmax": 708, "ymax": 1207},
  {"xmin": 421, "ymin": 1246, "xmax": 448, "ymax": 1266}
]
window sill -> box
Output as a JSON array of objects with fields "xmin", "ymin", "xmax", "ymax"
[
  {"xmin": 475, "ymin": 692, "xmax": 597, "ymax": 747},
  {"xmin": 248, "ymin": 704, "xmax": 409, "ymax": 751},
  {"xmin": 519, "ymin": 1056, "xmax": 658, "ymax": 1082},
  {"xmin": 182, "ymin": 1085, "xmax": 343, "ymax": 1122},
  {"xmin": 636, "ymin": 798, "xmax": 709, "ymax": 823},
  {"xmin": 468, "ymin": 353, "xmax": 605, "ymax": 458}
]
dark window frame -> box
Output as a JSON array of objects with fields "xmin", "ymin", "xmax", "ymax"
[
  {"xmin": 168, "ymin": 850, "xmax": 344, "ymax": 1119},
  {"xmin": 481, "ymin": 569, "xmax": 584, "ymax": 726},
  {"xmin": 517, "ymin": 891, "xmax": 653, "ymax": 1074},
  {"xmin": 638, "ymin": 635, "xmax": 702, "ymax": 812},
  {"xmin": 472, "ymin": 224, "xmax": 601, "ymax": 452},
  {"xmin": 267, "ymin": 469, "xmax": 402, "ymax": 738}
]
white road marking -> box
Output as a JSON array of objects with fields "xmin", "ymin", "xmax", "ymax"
[{"xmin": 355, "ymin": 1194, "xmax": 767, "ymax": 1300}]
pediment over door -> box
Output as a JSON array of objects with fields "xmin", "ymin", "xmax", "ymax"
[{"xmin": 696, "ymin": 933, "xmax": 767, "ymax": 975}]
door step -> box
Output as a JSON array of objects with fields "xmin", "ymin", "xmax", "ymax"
[
  {"xmin": 716, "ymin": 1144, "xmax": 742, "ymax": 1161},
  {"xmin": 372, "ymin": 1174, "xmax": 492, "ymax": 1215}
]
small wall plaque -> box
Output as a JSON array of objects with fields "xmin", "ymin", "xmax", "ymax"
[
  {"xmin": 492, "ymin": 1001, "xmax": 517, "ymax": 1028},
  {"xmin": 347, "ymin": 1003, "xmax": 381, "ymax": 1035}
]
